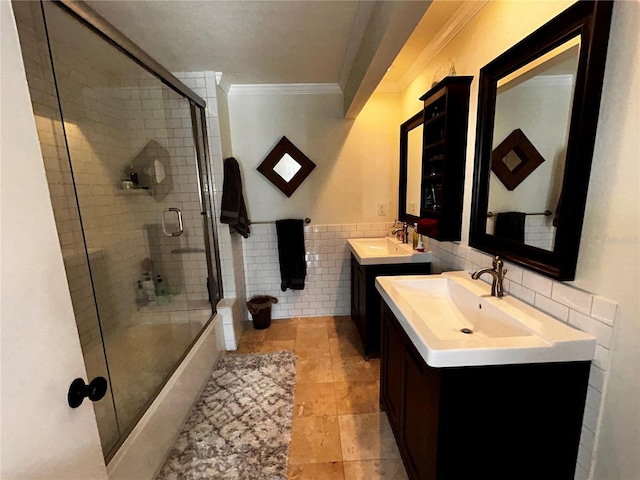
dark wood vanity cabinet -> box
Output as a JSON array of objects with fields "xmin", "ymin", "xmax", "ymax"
[
  {"xmin": 419, "ymin": 76, "xmax": 472, "ymax": 242},
  {"xmin": 350, "ymin": 256, "xmax": 430, "ymax": 358},
  {"xmin": 380, "ymin": 302, "xmax": 591, "ymax": 480}
]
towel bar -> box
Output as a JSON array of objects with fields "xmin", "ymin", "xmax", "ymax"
[
  {"xmin": 487, "ymin": 210, "xmax": 552, "ymax": 218},
  {"xmin": 250, "ymin": 217, "xmax": 311, "ymax": 225}
]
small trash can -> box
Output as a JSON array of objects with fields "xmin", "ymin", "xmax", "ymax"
[{"xmin": 247, "ymin": 295, "xmax": 278, "ymax": 330}]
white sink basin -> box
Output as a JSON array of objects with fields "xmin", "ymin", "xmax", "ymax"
[
  {"xmin": 375, "ymin": 271, "xmax": 596, "ymax": 367},
  {"xmin": 347, "ymin": 237, "xmax": 432, "ymax": 265}
]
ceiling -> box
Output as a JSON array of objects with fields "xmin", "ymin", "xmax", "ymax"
[
  {"xmin": 383, "ymin": 0, "xmax": 465, "ymax": 84},
  {"xmin": 86, "ymin": 0, "xmax": 363, "ymax": 85},
  {"xmin": 78, "ymin": 0, "xmax": 485, "ymax": 116},
  {"xmin": 84, "ymin": 0, "xmax": 476, "ymax": 87}
]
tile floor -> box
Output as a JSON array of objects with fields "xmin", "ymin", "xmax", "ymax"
[{"xmin": 232, "ymin": 316, "xmax": 409, "ymax": 480}]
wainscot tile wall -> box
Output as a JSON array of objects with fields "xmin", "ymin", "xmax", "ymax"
[
  {"xmin": 421, "ymin": 234, "xmax": 617, "ymax": 480},
  {"xmin": 243, "ymin": 222, "xmax": 393, "ymax": 319}
]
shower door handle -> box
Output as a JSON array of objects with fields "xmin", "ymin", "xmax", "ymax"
[{"xmin": 162, "ymin": 208, "xmax": 184, "ymax": 237}]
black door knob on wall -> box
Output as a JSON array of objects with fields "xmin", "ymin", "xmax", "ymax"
[{"xmin": 68, "ymin": 377, "xmax": 108, "ymax": 408}]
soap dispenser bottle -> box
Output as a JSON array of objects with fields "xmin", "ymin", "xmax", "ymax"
[
  {"xmin": 412, "ymin": 223, "xmax": 419, "ymax": 249},
  {"xmin": 142, "ymin": 273, "xmax": 156, "ymax": 303}
]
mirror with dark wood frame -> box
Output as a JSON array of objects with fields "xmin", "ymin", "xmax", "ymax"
[
  {"xmin": 470, "ymin": 1, "xmax": 614, "ymax": 280},
  {"xmin": 398, "ymin": 111, "xmax": 424, "ymax": 225}
]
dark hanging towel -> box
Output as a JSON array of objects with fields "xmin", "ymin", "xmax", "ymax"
[
  {"xmin": 495, "ymin": 212, "xmax": 526, "ymax": 243},
  {"xmin": 220, "ymin": 157, "xmax": 250, "ymax": 238},
  {"xmin": 276, "ymin": 219, "xmax": 306, "ymax": 292}
]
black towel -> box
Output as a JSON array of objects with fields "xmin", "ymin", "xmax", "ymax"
[
  {"xmin": 276, "ymin": 219, "xmax": 306, "ymax": 292},
  {"xmin": 495, "ymin": 212, "xmax": 526, "ymax": 243},
  {"xmin": 220, "ymin": 157, "xmax": 250, "ymax": 238}
]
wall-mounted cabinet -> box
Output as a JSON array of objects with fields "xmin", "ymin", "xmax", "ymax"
[
  {"xmin": 400, "ymin": 76, "xmax": 472, "ymax": 242},
  {"xmin": 420, "ymin": 76, "xmax": 472, "ymax": 241}
]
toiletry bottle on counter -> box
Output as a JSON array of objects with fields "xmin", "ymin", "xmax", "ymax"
[
  {"xmin": 142, "ymin": 274, "xmax": 156, "ymax": 303},
  {"xmin": 412, "ymin": 223, "xmax": 419, "ymax": 249}
]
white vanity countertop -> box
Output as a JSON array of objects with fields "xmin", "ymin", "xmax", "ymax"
[
  {"xmin": 347, "ymin": 237, "xmax": 432, "ymax": 265},
  {"xmin": 375, "ymin": 271, "xmax": 596, "ymax": 368}
]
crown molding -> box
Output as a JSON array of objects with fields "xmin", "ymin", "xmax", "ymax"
[
  {"xmin": 227, "ymin": 83, "xmax": 343, "ymax": 96},
  {"xmin": 214, "ymin": 72, "xmax": 231, "ymax": 94},
  {"xmin": 398, "ymin": 1, "xmax": 488, "ymax": 90}
]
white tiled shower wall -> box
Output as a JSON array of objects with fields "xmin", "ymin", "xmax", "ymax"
[
  {"xmin": 421, "ymin": 235, "xmax": 616, "ymax": 480},
  {"xmin": 15, "ymin": 5, "xmax": 211, "ymax": 354},
  {"xmin": 175, "ymin": 72, "xmax": 248, "ymax": 336}
]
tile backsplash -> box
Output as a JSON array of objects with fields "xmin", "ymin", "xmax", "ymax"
[
  {"xmin": 421, "ymin": 235, "xmax": 616, "ymax": 480},
  {"xmin": 243, "ymin": 222, "xmax": 392, "ymax": 319}
]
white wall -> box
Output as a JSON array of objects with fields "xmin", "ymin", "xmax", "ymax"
[
  {"xmin": 396, "ymin": 1, "xmax": 639, "ymax": 478},
  {"xmin": 582, "ymin": 2, "xmax": 640, "ymax": 477},
  {"xmin": 228, "ymin": 91, "xmax": 401, "ymax": 224},
  {"xmin": 226, "ymin": 90, "xmax": 400, "ymax": 321}
]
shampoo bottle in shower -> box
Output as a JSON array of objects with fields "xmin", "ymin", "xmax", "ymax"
[
  {"xmin": 155, "ymin": 274, "xmax": 168, "ymax": 306},
  {"xmin": 155, "ymin": 274, "xmax": 167, "ymax": 296},
  {"xmin": 135, "ymin": 280, "xmax": 148, "ymax": 307},
  {"xmin": 143, "ymin": 274, "xmax": 156, "ymax": 303}
]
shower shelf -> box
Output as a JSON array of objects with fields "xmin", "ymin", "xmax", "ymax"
[{"xmin": 115, "ymin": 187, "xmax": 150, "ymax": 196}]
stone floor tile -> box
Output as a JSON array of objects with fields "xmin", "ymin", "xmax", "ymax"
[
  {"xmin": 232, "ymin": 342, "xmax": 262, "ymax": 354},
  {"xmin": 260, "ymin": 340, "xmax": 296, "ymax": 353},
  {"xmin": 338, "ymin": 412, "xmax": 400, "ymax": 461},
  {"xmin": 297, "ymin": 323, "xmax": 329, "ymax": 341},
  {"xmin": 334, "ymin": 382, "xmax": 380, "ymax": 415},
  {"xmin": 287, "ymin": 462, "xmax": 345, "ymax": 479},
  {"xmin": 331, "ymin": 356, "xmax": 376, "ymax": 383},
  {"xmin": 265, "ymin": 323, "xmax": 298, "ymax": 341},
  {"xmin": 369, "ymin": 358, "xmax": 381, "ymax": 379},
  {"xmin": 240, "ymin": 328, "xmax": 267, "ymax": 343},
  {"xmin": 289, "ymin": 416, "xmax": 343, "ymax": 465},
  {"xmin": 329, "ymin": 336, "xmax": 365, "ymax": 358},
  {"xmin": 296, "ymin": 357, "xmax": 334, "ymax": 383},
  {"xmin": 294, "ymin": 382, "xmax": 337, "ymax": 417},
  {"xmin": 296, "ymin": 337, "xmax": 331, "ymax": 359},
  {"xmin": 342, "ymin": 459, "xmax": 408, "ymax": 480}
]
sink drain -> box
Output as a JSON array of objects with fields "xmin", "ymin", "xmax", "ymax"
[{"xmin": 460, "ymin": 328, "xmax": 473, "ymax": 334}]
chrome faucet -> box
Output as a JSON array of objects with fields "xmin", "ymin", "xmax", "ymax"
[
  {"xmin": 471, "ymin": 256, "xmax": 507, "ymax": 297},
  {"xmin": 392, "ymin": 222, "xmax": 409, "ymax": 244}
]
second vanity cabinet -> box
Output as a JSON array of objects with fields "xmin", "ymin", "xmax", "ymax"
[
  {"xmin": 350, "ymin": 256, "xmax": 430, "ymax": 358},
  {"xmin": 381, "ymin": 302, "xmax": 591, "ymax": 480}
]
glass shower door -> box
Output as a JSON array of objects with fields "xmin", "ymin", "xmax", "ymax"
[{"xmin": 15, "ymin": 0, "xmax": 220, "ymax": 458}]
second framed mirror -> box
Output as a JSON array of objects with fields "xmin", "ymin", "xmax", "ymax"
[{"xmin": 470, "ymin": 1, "xmax": 614, "ymax": 280}]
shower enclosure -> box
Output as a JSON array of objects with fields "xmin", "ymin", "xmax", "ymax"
[{"xmin": 13, "ymin": 0, "xmax": 222, "ymax": 459}]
